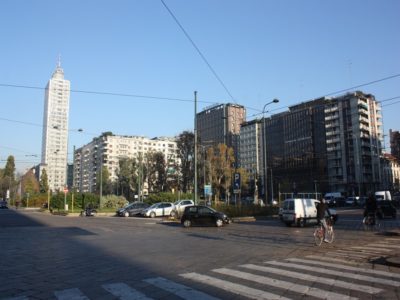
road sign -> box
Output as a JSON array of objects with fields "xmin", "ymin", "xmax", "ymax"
[
  {"xmin": 204, "ymin": 185, "xmax": 212, "ymax": 197},
  {"xmin": 233, "ymin": 173, "xmax": 241, "ymax": 194},
  {"xmin": 63, "ymin": 187, "xmax": 68, "ymax": 194}
]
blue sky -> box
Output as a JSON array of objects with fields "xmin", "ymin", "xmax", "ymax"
[{"xmin": 1, "ymin": 0, "xmax": 399, "ymax": 173}]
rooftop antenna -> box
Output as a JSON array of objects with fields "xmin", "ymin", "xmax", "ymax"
[{"xmin": 57, "ymin": 54, "xmax": 62, "ymax": 68}]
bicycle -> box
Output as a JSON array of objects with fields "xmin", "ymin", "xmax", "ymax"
[
  {"xmin": 314, "ymin": 217, "xmax": 334, "ymax": 246},
  {"xmin": 363, "ymin": 212, "xmax": 380, "ymax": 231}
]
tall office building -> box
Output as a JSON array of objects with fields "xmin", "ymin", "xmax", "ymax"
[
  {"xmin": 197, "ymin": 103, "xmax": 246, "ymax": 163},
  {"xmin": 41, "ymin": 60, "xmax": 70, "ymax": 192}
]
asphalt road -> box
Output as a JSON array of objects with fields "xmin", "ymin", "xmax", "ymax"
[{"xmin": 1, "ymin": 208, "xmax": 399, "ymax": 299}]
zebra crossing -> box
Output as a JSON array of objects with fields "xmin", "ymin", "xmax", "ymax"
[{"xmin": 4, "ymin": 238, "xmax": 400, "ymax": 300}]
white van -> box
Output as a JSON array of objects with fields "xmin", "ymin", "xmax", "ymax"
[
  {"xmin": 281, "ymin": 198, "xmax": 337, "ymax": 227},
  {"xmin": 375, "ymin": 191, "xmax": 392, "ymax": 201}
]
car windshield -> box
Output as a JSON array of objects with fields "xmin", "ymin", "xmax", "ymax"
[{"xmin": 149, "ymin": 203, "xmax": 158, "ymax": 209}]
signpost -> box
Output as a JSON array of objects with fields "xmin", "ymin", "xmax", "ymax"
[{"xmin": 64, "ymin": 187, "xmax": 68, "ymax": 211}]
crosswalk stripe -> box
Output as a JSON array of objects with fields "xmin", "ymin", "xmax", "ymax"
[
  {"xmin": 367, "ymin": 243, "xmax": 400, "ymax": 249},
  {"xmin": 144, "ymin": 277, "xmax": 219, "ymax": 300},
  {"xmin": 305, "ymin": 255, "xmax": 359, "ymax": 265},
  {"xmin": 180, "ymin": 272, "xmax": 291, "ymax": 300},
  {"xmin": 214, "ymin": 267, "xmax": 358, "ymax": 299},
  {"xmin": 384, "ymin": 238, "xmax": 400, "ymax": 242},
  {"xmin": 102, "ymin": 283, "xmax": 153, "ymax": 300},
  {"xmin": 332, "ymin": 250, "xmax": 371, "ymax": 258},
  {"xmin": 240, "ymin": 264, "xmax": 382, "ymax": 294},
  {"xmin": 266, "ymin": 260, "xmax": 400, "ymax": 287},
  {"xmin": 286, "ymin": 258, "xmax": 400, "ymax": 279},
  {"xmin": 54, "ymin": 288, "xmax": 89, "ymax": 300},
  {"xmin": 350, "ymin": 246, "xmax": 392, "ymax": 252}
]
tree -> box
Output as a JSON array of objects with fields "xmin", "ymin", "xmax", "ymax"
[
  {"xmin": 207, "ymin": 144, "xmax": 235, "ymax": 202},
  {"xmin": 1, "ymin": 155, "xmax": 16, "ymax": 200},
  {"xmin": 21, "ymin": 169, "xmax": 40, "ymax": 196},
  {"xmin": 116, "ymin": 157, "xmax": 139, "ymax": 201},
  {"xmin": 176, "ymin": 131, "xmax": 194, "ymax": 193},
  {"xmin": 96, "ymin": 166, "xmax": 111, "ymax": 194},
  {"xmin": 3, "ymin": 156, "xmax": 15, "ymax": 180},
  {"xmin": 39, "ymin": 169, "xmax": 49, "ymax": 193}
]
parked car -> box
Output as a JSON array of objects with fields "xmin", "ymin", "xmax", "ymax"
[
  {"xmin": 116, "ymin": 201, "xmax": 150, "ymax": 217},
  {"xmin": 0, "ymin": 201, "xmax": 8, "ymax": 209},
  {"xmin": 281, "ymin": 198, "xmax": 338, "ymax": 227},
  {"xmin": 377, "ymin": 200, "xmax": 397, "ymax": 219},
  {"xmin": 173, "ymin": 199, "xmax": 194, "ymax": 216},
  {"xmin": 142, "ymin": 202, "xmax": 176, "ymax": 218},
  {"xmin": 181, "ymin": 205, "xmax": 231, "ymax": 227}
]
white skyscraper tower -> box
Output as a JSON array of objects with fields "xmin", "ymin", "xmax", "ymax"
[{"xmin": 41, "ymin": 58, "xmax": 70, "ymax": 191}]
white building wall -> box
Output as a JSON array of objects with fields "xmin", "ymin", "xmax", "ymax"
[
  {"xmin": 41, "ymin": 62, "xmax": 70, "ymax": 192},
  {"xmin": 74, "ymin": 134, "xmax": 178, "ymax": 193}
]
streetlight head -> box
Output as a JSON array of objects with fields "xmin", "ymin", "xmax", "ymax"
[{"xmin": 273, "ymin": 99, "xmax": 279, "ymax": 103}]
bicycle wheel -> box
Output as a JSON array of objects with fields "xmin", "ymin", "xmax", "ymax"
[
  {"xmin": 314, "ymin": 227, "xmax": 323, "ymax": 246},
  {"xmin": 326, "ymin": 225, "xmax": 334, "ymax": 243}
]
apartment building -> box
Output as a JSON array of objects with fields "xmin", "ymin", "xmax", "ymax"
[
  {"xmin": 40, "ymin": 61, "xmax": 70, "ymax": 192},
  {"xmin": 390, "ymin": 129, "xmax": 400, "ymax": 161},
  {"xmin": 73, "ymin": 133, "xmax": 178, "ymax": 193},
  {"xmin": 324, "ymin": 91, "xmax": 383, "ymax": 195}
]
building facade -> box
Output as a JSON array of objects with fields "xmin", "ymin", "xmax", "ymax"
[
  {"xmin": 390, "ymin": 129, "xmax": 400, "ymax": 161},
  {"xmin": 381, "ymin": 153, "xmax": 400, "ymax": 192},
  {"xmin": 40, "ymin": 61, "xmax": 70, "ymax": 192},
  {"xmin": 324, "ymin": 92, "xmax": 383, "ymax": 195},
  {"xmin": 197, "ymin": 103, "xmax": 246, "ymax": 163},
  {"xmin": 239, "ymin": 119, "xmax": 263, "ymax": 200},
  {"xmin": 73, "ymin": 133, "xmax": 178, "ymax": 193}
]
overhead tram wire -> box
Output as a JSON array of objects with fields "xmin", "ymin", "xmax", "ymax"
[
  {"xmin": 160, "ymin": 0, "xmax": 236, "ymax": 103},
  {"xmin": 247, "ymin": 72, "xmax": 400, "ymax": 118},
  {"xmin": 0, "ymin": 83, "xmax": 219, "ymax": 106}
]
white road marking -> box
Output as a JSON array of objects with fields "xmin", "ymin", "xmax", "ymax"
[
  {"xmin": 144, "ymin": 277, "xmax": 219, "ymax": 300},
  {"xmin": 350, "ymin": 246, "xmax": 393, "ymax": 252},
  {"xmin": 102, "ymin": 282, "xmax": 153, "ymax": 300},
  {"xmin": 54, "ymin": 288, "xmax": 89, "ymax": 300},
  {"xmin": 332, "ymin": 250, "xmax": 371, "ymax": 258},
  {"xmin": 367, "ymin": 243, "xmax": 400, "ymax": 249},
  {"xmin": 265, "ymin": 260, "xmax": 400, "ymax": 286},
  {"xmin": 214, "ymin": 267, "xmax": 358, "ymax": 299},
  {"xmin": 240, "ymin": 264, "xmax": 382, "ymax": 294},
  {"xmin": 305, "ymin": 255, "xmax": 359, "ymax": 265},
  {"xmin": 180, "ymin": 272, "xmax": 291, "ymax": 300},
  {"xmin": 286, "ymin": 258, "xmax": 400, "ymax": 279}
]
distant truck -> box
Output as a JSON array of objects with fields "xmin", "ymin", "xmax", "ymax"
[{"xmin": 375, "ymin": 191, "xmax": 392, "ymax": 201}]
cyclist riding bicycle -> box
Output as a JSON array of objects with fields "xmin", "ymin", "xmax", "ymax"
[
  {"xmin": 316, "ymin": 198, "xmax": 331, "ymax": 243},
  {"xmin": 363, "ymin": 194, "xmax": 377, "ymax": 225}
]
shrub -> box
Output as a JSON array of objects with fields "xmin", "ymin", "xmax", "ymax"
[{"xmin": 102, "ymin": 195, "xmax": 128, "ymax": 208}]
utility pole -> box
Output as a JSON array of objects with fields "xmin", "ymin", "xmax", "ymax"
[{"xmin": 194, "ymin": 91, "xmax": 198, "ymax": 204}]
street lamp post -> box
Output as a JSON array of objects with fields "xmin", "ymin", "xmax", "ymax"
[{"xmin": 262, "ymin": 98, "xmax": 279, "ymax": 205}]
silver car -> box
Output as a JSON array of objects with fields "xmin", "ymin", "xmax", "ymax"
[
  {"xmin": 142, "ymin": 202, "xmax": 176, "ymax": 218},
  {"xmin": 173, "ymin": 199, "xmax": 194, "ymax": 216}
]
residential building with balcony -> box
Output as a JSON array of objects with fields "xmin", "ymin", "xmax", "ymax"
[
  {"xmin": 324, "ymin": 91, "xmax": 383, "ymax": 195},
  {"xmin": 390, "ymin": 129, "xmax": 400, "ymax": 161},
  {"xmin": 73, "ymin": 133, "xmax": 178, "ymax": 193}
]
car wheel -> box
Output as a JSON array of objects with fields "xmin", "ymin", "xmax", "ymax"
[
  {"xmin": 124, "ymin": 211, "xmax": 129, "ymax": 217},
  {"xmin": 150, "ymin": 212, "xmax": 156, "ymax": 218},
  {"xmin": 183, "ymin": 219, "xmax": 191, "ymax": 228},
  {"xmin": 216, "ymin": 219, "xmax": 223, "ymax": 227}
]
